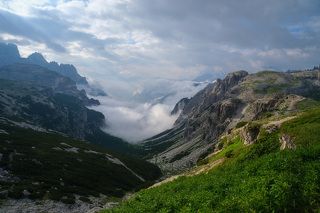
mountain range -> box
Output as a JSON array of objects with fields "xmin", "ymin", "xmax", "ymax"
[
  {"xmin": 141, "ymin": 69, "xmax": 320, "ymax": 174},
  {"xmin": 0, "ymin": 43, "xmax": 87, "ymax": 85},
  {"xmin": 108, "ymin": 67, "xmax": 320, "ymax": 212},
  {"xmin": 0, "ymin": 43, "xmax": 161, "ymax": 212},
  {"xmin": 0, "ymin": 43, "xmax": 107, "ymax": 97},
  {"xmin": 0, "ymin": 42, "xmax": 319, "ymax": 212}
]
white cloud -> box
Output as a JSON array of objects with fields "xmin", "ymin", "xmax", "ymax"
[
  {"xmin": 90, "ymin": 96, "xmax": 179, "ymax": 142},
  {"xmin": 88, "ymin": 78, "xmax": 207, "ymax": 142},
  {"xmin": 0, "ymin": 0, "xmax": 51, "ymax": 16}
]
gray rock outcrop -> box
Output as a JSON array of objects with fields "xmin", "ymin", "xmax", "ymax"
[
  {"xmin": 141, "ymin": 69, "xmax": 320, "ymax": 174},
  {"xmin": 279, "ymin": 134, "xmax": 296, "ymax": 150}
]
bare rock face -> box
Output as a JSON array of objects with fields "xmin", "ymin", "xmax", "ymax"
[
  {"xmin": 142, "ymin": 71, "xmax": 249, "ymax": 173},
  {"xmin": 240, "ymin": 124, "xmax": 260, "ymax": 145},
  {"xmin": 141, "ymin": 69, "xmax": 320, "ymax": 174},
  {"xmin": 171, "ymin": 98, "xmax": 190, "ymax": 115},
  {"xmin": 0, "ymin": 77, "xmax": 104, "ymax": 140},
  {"xmin": 250, "ymin": 97, "xmax": 282, "ymax": 119},
  {"xmin": 279, "ymin": 134, "xmax": 296, "ymax": 150}
]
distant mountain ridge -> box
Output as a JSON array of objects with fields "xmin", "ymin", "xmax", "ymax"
[
  {"xmin": 0, "ymin": 42, "xmax": 88, "ymax": 85},
  {"xmin": 27, "ymin": 52, "xmax": 88, "ymax": 85}
]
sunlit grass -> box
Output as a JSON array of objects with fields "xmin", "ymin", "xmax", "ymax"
[{"xmin": 103, "ymin": 107, "xmax": 320, "ymax": 212}]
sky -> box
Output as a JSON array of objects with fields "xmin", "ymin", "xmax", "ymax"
[{"xmin": 0, "ymin": 0, "xmax": 320, "ymax": 141}]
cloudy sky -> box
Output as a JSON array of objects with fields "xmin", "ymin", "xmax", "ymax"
[{"xmin": 1, "ymin": 0, "xmax": 320, "ymax": 141}]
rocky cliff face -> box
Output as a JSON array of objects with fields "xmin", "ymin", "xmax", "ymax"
[
  {"xmin": 0, "ymin": 64, "xmax": 98, "ymax": 106},
  {"xmin": 141, "ymin": 69, "xmax": 320, "ymax": 173},
  {"xmin": 171, "ymin": 98, "xmax": 190, "ymax": 115},
  {"xmin": 0, "ymin": 78, "xmax": 102, "ymax": 140},
  {"xmin": 0, "ymin": 63, "xmax": 138, "ymax": 155}
]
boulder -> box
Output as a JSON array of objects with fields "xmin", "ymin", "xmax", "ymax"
[{"xmin": 279, "ymin": 134, "xmax": 296, "ymax": 150}]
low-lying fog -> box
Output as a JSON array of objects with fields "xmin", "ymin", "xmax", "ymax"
[{"xmin": 89, "ymin": 79, "xmax": 209, "ymax": 142}]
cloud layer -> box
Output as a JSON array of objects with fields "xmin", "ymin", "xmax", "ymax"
[
  {"xmin": 1, "ymin": 0, "xmax": 320, "ymax": 141},
  {"xmin": 1, "ymin": 0, "xmax": 320, "ymax": 82},
  {"xmin": 90, "ymin": 97, "xmax": 178, "ymax": 142},
  {"xmin": 90, "ymin": 79, "xmax": 208, "ymax": 142}
]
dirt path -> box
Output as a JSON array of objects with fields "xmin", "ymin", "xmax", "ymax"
[
  {"xmin": 149, "ymin": 158, "xmax": 225, "ymax": 188},
  {"xmin": 188, "ymin": 158, "xmax": 225, "ymax": 176},
  {"xmin": 263, "ymin": 115, "xmax": 296, "ymax": 129}
]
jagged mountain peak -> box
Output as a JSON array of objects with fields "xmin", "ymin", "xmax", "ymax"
[
  {"xmin": 225, "ymin": 70, "xmax": 248, "ymax": 78},
  {"xmin": 0, "ymin": 42, "xmax": 20, "ymax": 56},
  {"xmin": 219, "ymin": 70, "xmax": 248, "ymax": 87},
  {"xmin": 27, "ymin": 52, "xmax": 47, "ymax": 65},
  {"xmin": 0, "ymin": 43, "xmax": 21, "ymax": 66},
  {"xmin": 0, "ymin": 42, "xmax": 89, "ymax": 85}
]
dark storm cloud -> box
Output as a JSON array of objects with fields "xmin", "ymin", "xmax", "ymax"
[
  {"xmin": 1, "ymin": 0, "xmax": 320, "ymax": 73},
  {"xmin": 127, "ymin": 0, "xmax": 320, "ymax": 49}
]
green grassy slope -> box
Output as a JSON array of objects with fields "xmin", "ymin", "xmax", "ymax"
[
  {"xmin": 0, "ymin": 124, "xmax": 161, "ymax": 204},
  {"xmin": 104, "ymin": 107, "xmax": 320, "ymax": 212}
]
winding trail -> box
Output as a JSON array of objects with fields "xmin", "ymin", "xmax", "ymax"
[{"xmin": 150, "ymin": 158, "xmax": 225, "ymax": 188}]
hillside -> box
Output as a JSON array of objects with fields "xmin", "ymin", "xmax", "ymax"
[
  {"xmin": 0, "ymin": 63, "xmax": 161, "ymax": 212},
  {"xmin": 0, "ymin": 65, "xmax": 140, "ymax": 154},
  {"xmin": 140, "ymin": 69, "xmax": 320, "ymax": 174},
  {"xmin": 104, "ymin": 99, "xmax": 320, "ymax": 212},
  {"xmin": 0, "ymin": 121, "xmax": 161, "ymax": 212}
]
